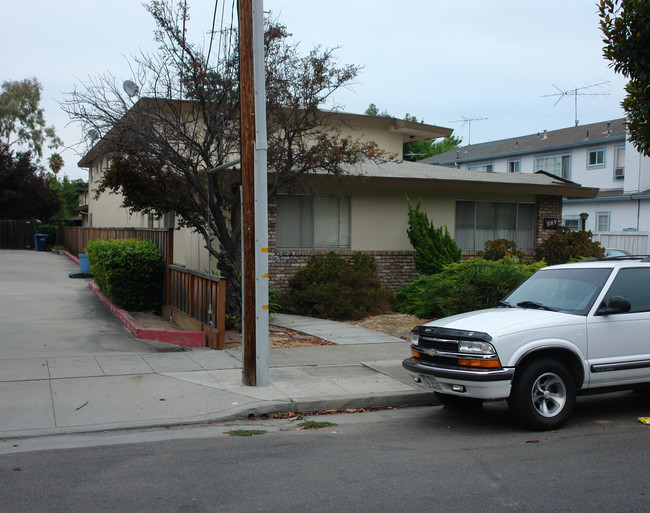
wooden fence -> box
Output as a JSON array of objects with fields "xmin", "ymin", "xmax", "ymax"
[
  {"xmin": 164, "ymin": 265, "xmax": 226, "ymax": 349},
  {"xmin": 61, "ymin": 226, "xmax": 226, "ymax": 349},
  {"xmin": 0, "ymin": 220, "xmax": 35, "ymax": 249}
]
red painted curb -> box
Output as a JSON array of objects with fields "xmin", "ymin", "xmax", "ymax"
[
  {"xmin": 88, "ymin": 281, "xmax": 205, "ymax": 348},
  {"xmin": 60, "ymin": 249, "xmax": 80, "ymax": 266}
]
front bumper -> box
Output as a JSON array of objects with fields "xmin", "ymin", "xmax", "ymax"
[{"xmin": 402, "ymin": 357, "xmax": 514, "ymax": 400}]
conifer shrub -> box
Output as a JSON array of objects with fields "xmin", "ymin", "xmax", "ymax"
[
  {"xmin": 86, "ymin": 238, "xmax": 163, "ymax": 312},
  {"xmin": 535, "ymin": 226, "xmax": 605, "ymax": 265},
  {"xmin": 280, "ymin": 252, "xmax": 393, "ymax": 320},
  {"xmin": 406, "ymin": 198, "xmax": 461, "ymax": 274},
  {"xmin": 396, "ymin": 258, "xmax": 546, "ymax": 319}
]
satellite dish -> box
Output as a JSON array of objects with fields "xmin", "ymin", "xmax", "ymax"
[
  {"xmin": 87, "ymin": 129, "xmax": 99, "ymax": 143},
  {"xmin": 123, "ymin": 80, "xmax": 139, "ymax": 98}
]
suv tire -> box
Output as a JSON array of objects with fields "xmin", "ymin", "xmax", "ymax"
[{"xmin": 508, "ymin": 358, "xmax": 576, "ymax": 430}]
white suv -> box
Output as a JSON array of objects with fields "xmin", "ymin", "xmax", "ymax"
[{"xmin": 403, "ymin": 256, "xmax": 650, "ymax": 430}]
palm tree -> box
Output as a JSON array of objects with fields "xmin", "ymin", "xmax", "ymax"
[{"xmin": 48, "ymin": 153, "xmax": 64, "ymax": 176}]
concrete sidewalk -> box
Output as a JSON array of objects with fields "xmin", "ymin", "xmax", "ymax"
[{"xmin": 0, "ymin": 250, "xmax": 432, "ymax": 440}]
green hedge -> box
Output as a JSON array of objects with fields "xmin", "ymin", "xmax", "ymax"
[
  {"xmin": 396, "ymin": 258, "xmax": 546, "ymax": 319},
  {"xmin": 280, "ymin": 252, "xmax": 393, "ymax": 320},
  {"xmin": 86, "ymin": 238, "xmax": 163, "ymax": 313}
]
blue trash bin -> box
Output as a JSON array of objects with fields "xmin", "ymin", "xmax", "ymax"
[
  {"xmin": 34, "ymin": 234, "xmax": 48, "ymax": 251},
  {"xmin": 79, "ymin": 253, "xmax": 91, "ymax": 274}
]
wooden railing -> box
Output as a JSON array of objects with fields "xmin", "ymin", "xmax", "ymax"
[
  {"xmin": 61, "ymin": 226, "xmax": 226, "ymax": 349},
  {"xmin": 165, "ymin": 265, "xmax": 226, "ymax": 349}
]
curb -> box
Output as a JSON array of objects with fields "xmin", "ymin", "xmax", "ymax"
[
  {"xmin": 88, "ymin": 282, "xmax": 206, "ymax": 347},
  {"xmin": 59, "ymin": 249, "xmax": 205, "ymax": 347},
  {"xmin": 0, "ymin": 393, "xmax": 436, "ymax": 440}
]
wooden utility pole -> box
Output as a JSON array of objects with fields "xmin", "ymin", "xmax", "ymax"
[{"xmin": 238, "ymin": 0, "xmax": 269, "ymax": 386}]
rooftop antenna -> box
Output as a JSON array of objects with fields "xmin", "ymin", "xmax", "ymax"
[
  {"xmin": 449, "ymin": 116, "xmax": 487, "ymax": 145},
  {"xmin": 122, "ymin": 80, "xmax": 139, "ymax": 98},
  {"xmin": 542, "ymin": 80, "xmax": 610, "ymax": 127}
]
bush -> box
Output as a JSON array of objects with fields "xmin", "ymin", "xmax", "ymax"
[
  {"xmin": 86, "ymin": 239, "xmax": 163, "ymax": 312},
  {"xmin": 35, "ymin": 224, "xmax": 59, "ymax": 245},
  {"xmin": 396, "ymin": 258, "xmax": 546, "ymax": 319},
  {"xmin": 406, "ymin": 198, "xmax": 461, "ymax": 274},
  {"xmin": 536, "ymin": 227, "xmax": 605, "ymax": 265},
  {"xmin": 479, "ymin": 239, "xmax": 524, "ymax": 261},
  {"xmin": 280, "ymin": 252, "xmax": 393, "ymax": 320}
]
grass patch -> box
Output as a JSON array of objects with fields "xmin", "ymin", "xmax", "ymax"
[
  {"xmin": 225, "ymin": 429, "xmax": 267, "ymax": 437},
  {"xmin": 297, "ymin": 420, "xmax": 338, "ymax": 430}
]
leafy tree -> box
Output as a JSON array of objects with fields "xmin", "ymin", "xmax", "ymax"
[
  {"xmin": 0, "ymin": 146, "xmax": 61, "ymax": 220},
  {"xmin": 599, "ymin": 0, "xmax": 650, "ymax": 155},
  {"xmin": 404, "ymin": 135, "xmax": 462, "ymax": 162},
  {"xmin": 0, "ymin": 78, "xmax": 62, "ymax": 160},
  {"xmin": 364, "ymin": 103, "xmax": 391, "ymax": 118},
  {"xmin": 406, "ymin": 197, "xmax": 461, "ymax": 275},
  {"xmin": 63, "ymin": 1, "xmax": 389, "ymax": 314},
  {"xmin": 46, "ymin": 175, "xmax": 85, "ymax": 223},
  {"xmin": 364, "ymin": 103, "xmax": 461, "ymax": 161}
]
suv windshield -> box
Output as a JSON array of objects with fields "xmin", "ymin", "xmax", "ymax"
[{"xmin": 504, "ymin": 267, "xmax": 612, "ymax": 316}]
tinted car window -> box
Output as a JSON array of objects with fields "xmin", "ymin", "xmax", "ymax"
[{"xmin": 603, "ymin": 268, "xmax": 650, "ymax": 313}]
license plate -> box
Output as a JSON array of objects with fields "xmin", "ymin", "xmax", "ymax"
[{"xmin": 423, "ymin": 376, "xmax": 441, "ymax": 391}]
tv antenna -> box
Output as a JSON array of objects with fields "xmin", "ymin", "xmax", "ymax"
[
  {"xmin": 542, "ymin": 80, "xmax": 610, "ymax": 127},
  {"xmin": 449, "ymin": 116, "xmax": 487, "ymax": 145}
]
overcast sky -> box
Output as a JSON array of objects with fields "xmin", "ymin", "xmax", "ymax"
[{"xmin": 2, "ymin": 0, "xmax": 628, "ymax": 180}]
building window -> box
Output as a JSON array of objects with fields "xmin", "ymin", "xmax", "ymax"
[
  {"xmin": 614, "ymin": 146, "xmax": 625, "ymax": 179},
  {"xmin": 467, "ymin": 163, "xmax": 493, "ymax": 173},
  {"xmin": 455, "ymin": 201, "xmax": 535, "ymax": 251},
  {"xmin": 564, "ymin": 218, "xmax": 580, "ymax": 231},
  {"xmin": 535, "ymin": 154, "xmax": 571, "ymax": 180},
  {"xmin": 276, "ymin": 195, "xmax": 351, "ymax": 249},
  {"xmin": 587, "ymin": 148, "xmax": 605, "ymax": 168},
  {"xmin": 596, "ymin": 211, "xmax": 610, "ymax": 232},
  {"xmin": 508, "ymin": 160, "xmax": 521, "ymax": 173}
]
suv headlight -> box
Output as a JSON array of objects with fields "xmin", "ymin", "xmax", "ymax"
[
  {"xmin": 458, "ymin": 340, "xmax": 496, "ymax": 355},
  {"xmin": 411, "ymin": 333, "xmax": 420, "ymax": 346}
]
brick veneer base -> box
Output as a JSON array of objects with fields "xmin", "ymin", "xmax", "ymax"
[{"xmin": 269, "ymin": 250, "xmax": 418, "ymax": 294}]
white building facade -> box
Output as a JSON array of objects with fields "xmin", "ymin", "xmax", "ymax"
[{"xmin": 423, "ymin": 118, "xmax": 650, "ymax": 254}]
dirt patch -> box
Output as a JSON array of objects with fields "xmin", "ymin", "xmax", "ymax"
[
  {"xmin": 130, "ymin": 312, "xmax": 184, "ymax": 331},
  {"xmin": 344, "ymin": 313, "xmax": 433, "ymax": 340},
  {"xmin": 226, "ymin": 325, "xmax": 335, "ymax": 349}
]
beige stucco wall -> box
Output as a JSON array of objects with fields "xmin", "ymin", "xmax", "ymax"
[{"xmin": 337, "ymin": 121, "xmax": 404, "ymax": 158}]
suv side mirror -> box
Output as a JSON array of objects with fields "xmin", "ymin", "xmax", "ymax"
[{"xmin": 597, "ymin": 295, "xmax": 632, "ymax": 315}]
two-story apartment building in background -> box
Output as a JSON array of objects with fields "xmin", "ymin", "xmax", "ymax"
[
  {"xmin": 423, "ymin": 118, "xmax": 650, "ymax": 254},
  {"xmin": 78, "ymin": 102, "xmax": 599, "ymax": 292}
]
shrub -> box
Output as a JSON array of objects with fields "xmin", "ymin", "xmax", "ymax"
[
  {"xmin": 35, "ymin": 224, "xmax": 59, "ymax": 245},
  {"xmin": 86, "ymin": 238, "xmax": 163, "ymax": 312},
  {"xmin": 479, "ymin": 239, "xmax": 524, "ymax": 261},
  {"xmin": 396, "ymin": 258, "xmax": 546, "ymax": 319},
  {"xmin": 406, "ymin": 198, "xmax": 461, "ymax": 274},
  {"xmin": 536, "ymin": 227, "xmax": 605, "ymax": 265},
  {"xmin": 280, "ymin": 252, "xmax": 393, "ymax": 320}
]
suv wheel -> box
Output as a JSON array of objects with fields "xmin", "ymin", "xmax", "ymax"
[
  {"xmin": 508, "ymin": 358, "xmax": 576, "ymax": 430},
  {"xmin": 435, "ymin": 392, "xmax": 484, "ymax": 410}
]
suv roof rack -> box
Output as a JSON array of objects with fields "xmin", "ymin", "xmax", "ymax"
[{"xmin": 587, "ymin": 255, "xmax": 650, "ymax": 262}]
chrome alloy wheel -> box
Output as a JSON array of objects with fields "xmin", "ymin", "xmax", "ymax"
[{"xmin": 531, "ymin": 372, "xmax": 567, "ymax": 417}]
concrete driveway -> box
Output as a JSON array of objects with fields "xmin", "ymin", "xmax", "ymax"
[{"xmin": 0, "ymin": 250, "xmax": 159, "ymax": 358}]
